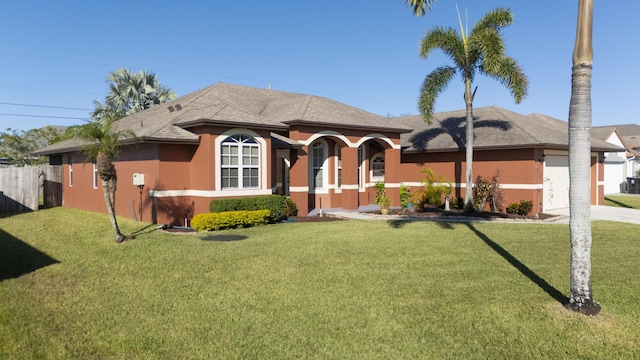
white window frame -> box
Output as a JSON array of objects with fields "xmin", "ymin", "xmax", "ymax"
[
  {"xmin": 358, "ymin": 145, "xmax": 366, "ymax": 191},
  {"xmin": 335, "ymin": 145, "xmax": 342, "ymax": 193},
  {"xmin": 310, "ymin": 139, "xmax": 328, "ymax": 193},
  {"xmin": 370, "ymin": 153, "xmax": 385, "ymax": 182},
  {"xmin": 68, "ymin": 156, "xmax": 73, "ymax": 187},
  {"xmin": 92, "ymin": 161, "xmax": 98, "ymax": 189},
  {"xmin": 220, "ymin": 134, "xmax": 260, "ymax": 190}
]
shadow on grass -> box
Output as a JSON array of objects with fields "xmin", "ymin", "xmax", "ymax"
[
  {"xmin": 130, "ymin": 224, "xmax": 158, "ymax": 237},
  {"xmin": 604, "ymin": 196, "xmax": 633, "ymax": 208},
  {"xmin": 0, "ymin": 228, "xmax": 59, "ymax": 281},
  {"xmin": 201, "ymin": 234, "xmax": 248, "ymax": 242},
  {"xmin": 466, "ymin": 223, "xmax": 568, "ymax": 305}
]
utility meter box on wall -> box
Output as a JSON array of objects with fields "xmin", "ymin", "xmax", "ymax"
[{"xmin": 133, "ymin": 173, "xmax": 145, "ymax": 186}]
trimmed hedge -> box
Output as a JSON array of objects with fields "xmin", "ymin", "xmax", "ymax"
[
  {"xmin": 191, "ymin": 210, "xmax": 270, "ymax": 231},
  {"xmin": 209, "ymin": 195, "xmax": 297, "ymax": 223}
]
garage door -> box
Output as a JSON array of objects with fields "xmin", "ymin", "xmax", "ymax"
[
  {"xmin": 604, "ymin": 162, "xmax": 624, "ymax": 194},
  {"xmin": 543, "ymin": 155, "xmax": 570, "ymax": 211}
]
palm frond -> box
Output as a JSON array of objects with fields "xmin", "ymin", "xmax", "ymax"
[
  {"xmin": 471, "ymin": 7, "xmax": 513, "ymax": 34},
  {"xmin": 418, "ymin": 66, "xmax": 457, "ymax": 123},
  {"xmin": 419, "ymin": 27, "xmax": 465, "ymax": 64},
  {"xmin": 481, "ymin": 56, "xmax": 528, "ymax": 104},
  {"xmin": 404, "ymin": 0, "xmax": 434, "ymax": 16}
]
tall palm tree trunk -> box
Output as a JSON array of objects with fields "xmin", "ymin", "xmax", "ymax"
[
  {"xmin": 567, "ymin": 0, "xmax": 600, "ymax": 315},
  {"xmin": 464, "ymin": 80, "xmax": 475, "ymax": 212}
]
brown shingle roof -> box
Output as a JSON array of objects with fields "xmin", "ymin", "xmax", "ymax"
[
  {"xmin": 398, "ymin": 106, "xmax": 623, "ymax": 153},
  {"xmin": 36, "ymin": 83, "xmax": 410, "ymax": 155}
]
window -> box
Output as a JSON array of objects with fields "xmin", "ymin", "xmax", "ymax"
[
  {"xmin": 312, "ymin": 141, "xmax": 326, "ymax": 189},
  {"xmin": 221, "ymin": 134, "xmax": 259, "ymax": 189},
  {"xmin": 336, "ymin": 146, "xmax": 342, "ymax": 189},
  {"xmin": 358, "ymin": 145, "xmax": 365, "ymax": 189},
  {"xmin": 371, "ymin": 154, "xmax": 385, "ymax": 180},
  {"xmin": 93, "ymin": 161, "xmax": 98, "ymax": 189},
  {"xmin": 68, "ymin": 156, "xmax": 73, "ymax": 187}
]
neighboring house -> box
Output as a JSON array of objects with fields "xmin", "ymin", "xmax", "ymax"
[
  {"xmin": 35, "ymin": 83, "xmax": 621, "ymax": 225},
  {"xmin": 593, "ymin": 124, "xmax": 640, "ymax": 191},
  {"xmin": 592, "ymin": 126, "xmax": 628, "ymax": 194}
]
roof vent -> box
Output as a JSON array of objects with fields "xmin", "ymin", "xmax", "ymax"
[
  {"xmin": 167, "ymin": 106, "xmax": 175, "ymax": 112},
  {"xmin": 175, "ymin": 104, "xmax": 182, "ymax": 111}
]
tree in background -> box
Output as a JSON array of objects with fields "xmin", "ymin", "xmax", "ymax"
[
  {"xmin": 416, "ymin": 7, "xmax": 528, "ymax": 211},
  {"xmin": 67, "ymin": 115, "xmax": 134, "ymax": 243},
  {"xmin": 0, "ymin": 126, "xmax": 65, "ymax": 166},
  {"xmin": 92, "ymin": 68, "xmax": 176, "ymax": 120},
  {"xmin": 566, "ymin": 0, "xmax": 600, "ymax": 315},
  {"xmin": 404, "ymin": 0, "xmax": 435, "ymax": 16}
]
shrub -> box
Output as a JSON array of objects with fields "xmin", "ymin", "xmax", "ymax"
[
  {"xmin": 473, "ymin": 170, "xmax": 505, "ymax": 212},
  {"xmin": 374, "ymin": 182, "xmax": 391, "ymax": 208},
  {"xmin": 505, "ymin": 200, "xmax": 533, "ymax": 216},
  {"xmin": 191, "ymin": 210, "xmax": 270, "ymax": 231},
  {"xmin": 414, "ymin": 168, "xmax": 452, "ymax": 210},
  {"xmin": 399, "ymin": 183, "xmax": 412, "ymax": 211},
  {"xmin": 209, "ymin": 195, "xmax": 296, "ymax": 223}
]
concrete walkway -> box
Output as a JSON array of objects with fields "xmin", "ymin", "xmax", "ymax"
[
  {"xmin": 323, "ymin": 205, "xmax": 640, "ymax": 225},
  {"xmin": 545, "ymin": 205, "xmax": 640, "ymax": 225}
]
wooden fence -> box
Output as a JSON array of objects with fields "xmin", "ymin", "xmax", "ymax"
[{"xmin": 0, "ymin": 165, "xmax": 62, "ymax": 213}]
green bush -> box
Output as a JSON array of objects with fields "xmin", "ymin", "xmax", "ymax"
[
  {"xmin": 413, "ymin": 168, "xmax": 452, "ymax": 210},
  {"xmin": 191, "ymin": 210, "xmax": 270, "ymax": 231},
  {"xmin": 209, "ymin": 195, "xmax": 297, "ymax": 223},
  {"xmin": 505, "ymin": 200, "xmax": 533, "ymax": 216}
]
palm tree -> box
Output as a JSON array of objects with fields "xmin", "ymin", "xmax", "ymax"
[
  {"xmin": 417, "ymin": 7, "xmax": 528, "ymax": 211},
  {"xmin": 404, "ymin": 0, "xmax": 435, "ymax": 16},
  {"xmin": 69, "ymin": 115, "xmax": 134, "ymax": 243},
  {"xmin": 566, "ymin": 0, "xmax": 600, "ymax": 316},
  {"xmin": 92, "ymin": 68, "xmax": 176, "ymax": 120}
]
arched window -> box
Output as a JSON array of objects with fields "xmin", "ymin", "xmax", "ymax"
[
  {"xmin": 221, "ymin": 134, "xmax": 259, "ymax": 189},
  {"xmin": 311, "ymin": 141, "xmax": 327, "ymax": 189},
  {"xmin": 371, "ymin": 153, "xmax": 385, "ymax": 181}
]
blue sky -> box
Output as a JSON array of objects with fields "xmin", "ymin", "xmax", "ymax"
[{"xmin": 1, "ymin": 1, "xmax": 637, "ymax": 132}]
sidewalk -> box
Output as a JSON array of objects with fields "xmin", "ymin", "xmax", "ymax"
[
  {"xmin": 323, "ymin": 205, "xmax": 640, "ymax": 225},
  {"xmin": 545, "ymin": 205, "xmax": 640, "ymax": 225}
]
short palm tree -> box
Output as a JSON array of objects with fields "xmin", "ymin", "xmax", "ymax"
[
  {"xmin": 417, "ymin": 7, "xmax": 528, "ymax": 211},
  {"xmin": 92, "ymin": 68, "xmax": 176, "ymax": 120},
  {"xmin": 69, "ymin": 115, "xmax": 134, "ymax": 242}
]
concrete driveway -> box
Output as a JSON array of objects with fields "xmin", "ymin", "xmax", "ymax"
[{"xmin": 546, "ymin": 205, "xmax": 640, "ymax": 225}]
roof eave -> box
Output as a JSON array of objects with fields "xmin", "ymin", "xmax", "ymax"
[{"xmin": 283, "ymin": 120, "xmax": 413, "ymax": 134}]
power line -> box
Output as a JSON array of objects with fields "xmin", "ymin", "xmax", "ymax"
[
  {"xmin": 0, "ymin": 102, "xmax": 91, "ymax": 111},
  {"xmin": 0, "ymin": 113, "xmax": 89, "ymax": 121}
]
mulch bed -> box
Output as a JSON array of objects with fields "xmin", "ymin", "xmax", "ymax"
[{"xmin": 160, "ymin": 209, "xmax": 556, "ymax": 232}]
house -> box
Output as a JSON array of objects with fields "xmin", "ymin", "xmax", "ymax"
[
  {"xmin": 395, "ymin": 107, "xmax": 621, "ymax": 213},
  {"xmin": 35, "ymin": 83, "xmax": 621, "ymax": 224},
  {"xmin": 591, "ymin": 126, "xmax": 627, "ymax": 194},
  {"xmin": 593, "ymin": 124, "xmax": 640, "ymax": 193}
]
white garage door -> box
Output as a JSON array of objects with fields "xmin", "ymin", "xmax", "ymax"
[
  {"xmin": 604, "ymin": 162, "xmax": 624, "ymax": 194},
  {"xmin": 543, "ymin": 155, "xmax": 570, "ymax": 211}
]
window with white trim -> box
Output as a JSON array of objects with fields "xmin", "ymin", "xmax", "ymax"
[
  {"xmin": 68, "ymin": 156, "xmax": 73, "ymax": 187},
  {"xmin": 371, "ymin": 153, "xmax": 385, "ymax": 181},
  {"xmin": 220, "ymin": 134, "xmax": 259, "ymax": 189},
  {"xmin": 358, "ymin": 145, "xmax": 365, "ymax": 189},
  {"xmin": 336, "ymin": 146, "xmax": 342, "ymax": 189},
  {"xmin": 92, "ymin": 161, "xmax": 98, "ymax": 189},
  {"xmin": 312, "ymin": 141, "xmax": 326, "ymax": 189}
]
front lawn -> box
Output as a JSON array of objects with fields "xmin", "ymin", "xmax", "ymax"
[
  {"xmin": 605, "ymin": 194, "xmax": 640, "ymax": 209},
  {"xmin": 1, "ymin": 208, "xmax": 639, "ymax": 359}
]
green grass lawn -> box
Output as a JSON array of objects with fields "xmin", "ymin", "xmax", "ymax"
[
  {"xmin": 605, "ymin": 194, "xmax": 640, "ymax": 209},
  {"xmin": 1, "ymin": 208, "xmax": 639, "ymax": 359}
]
